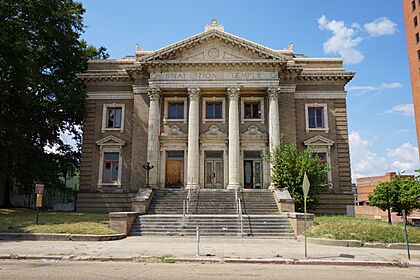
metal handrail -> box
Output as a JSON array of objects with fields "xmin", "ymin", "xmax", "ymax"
[
  {"xmin": 186, "ymin": 188, "xmax": 191, "ymax": 214},
  {"xmin": 234, "ymin": 188, "xmax": 243, "ymax": 237}
]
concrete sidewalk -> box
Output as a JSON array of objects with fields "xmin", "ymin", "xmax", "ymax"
[{"xmin": 0, "ymin": 236, "xmax": 418, "ymax": 262}]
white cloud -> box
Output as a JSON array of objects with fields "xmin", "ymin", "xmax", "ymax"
[
  {"xmin": 384, "ymin": 104, "xmax": 414, "ymax": 116},
  {"xmin": 364, "ymin": 17, "xmax": 397, "ymax": 37},
  {"xmin": 348, "ymin": 85, "xmax": 378, "ymax": 92},
  {"xmin": 349, "ymin": 131, "xmax": 388, "ymax": 179},
  {"xmin": 381, "ymin": 82, "xmax": 402, "ymax": 89},
  {"xmin": 318, "ymin": 15, "xmax": 364, "ymax": 64},
  {"xmin": 349, "ymin": 131, "xmax": 419, "ymax": 181},
  {"xmin": 387, "ymin": 143, "xmax": 419, "ymax": 173}
]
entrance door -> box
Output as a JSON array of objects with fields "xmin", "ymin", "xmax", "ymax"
[
  {"xmin": 204, "ymin": 152, "xmax": 224, "ymax": 189},
  {"xmin": 243, "ymin": 151, "xmax": 263, "ymax": 189},
  {"xmin": 165, "ymin": 151, "xmax": 184, "ymax": 188}
]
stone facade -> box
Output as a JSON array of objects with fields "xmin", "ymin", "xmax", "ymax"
[{"xmin": 77, "ymin": 20, "xmax": 355, "ymax": 213}]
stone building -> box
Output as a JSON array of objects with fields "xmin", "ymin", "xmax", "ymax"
[{"xmin": 77, "ymin": 20, "xmax": 355, "ymax": 214}]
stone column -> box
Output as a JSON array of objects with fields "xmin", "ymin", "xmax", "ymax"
[
  {"xmin": 227, "ymin": 87, "xmax": 241, "ymax": 189},
  {"xmin": 186, "ymin": 88, "xmax": 201, "ymax": 189},
  {"xmin": 146, "ymin": 87, "xmax": 161, "ymax": 188},
  {"xmin": 267, "ymin": 87, "xmax": 280, "ymax": 188},
  {"xmin": 268, "ymin": 87, "xmax": 281, "ymax": 150}
]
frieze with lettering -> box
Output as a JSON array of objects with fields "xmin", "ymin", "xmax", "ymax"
[{"xmin": 150, "ymin": 71, "xmax": 278, "ymax": 81}]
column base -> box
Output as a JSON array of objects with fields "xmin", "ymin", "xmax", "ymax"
[
  {"xmin": 185, "ymin": 183, "xmax": 200, "ymax": 190},
  {"xmin": 227, "ymin": 183, "xmax": 242, "ymax": 190}
]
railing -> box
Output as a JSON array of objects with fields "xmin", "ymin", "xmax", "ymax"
[
  {"xmin": 235, "ymin": 188, "xmax": 243, "ymax": 237},
  {"xmin": 183, "ymin": 188, "xmax": 192, "ymax": 217}
]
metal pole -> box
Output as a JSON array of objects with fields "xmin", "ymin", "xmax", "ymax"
[
  {"xmin": 183, "ymin": 200, "xmax": 185, "ymax": 217},
  {"xmin": 36, "ymin": 207, "xmax": 40, "ymax": 225},
  {"xmin": 304, "ymin": 196, "xmax": 307, "ymax": 259},
  {"xmin": 402, "ymin": 210, "xmax": 411, "ymax": 260},
  {"xmin": 386, "ymin": 184, "xmax": 392, "ymax": 224},
  {"xmin": 196, "ymin": 226, "xmax": 200, "ymax": 257}
]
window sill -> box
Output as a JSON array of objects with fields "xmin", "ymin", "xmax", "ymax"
[
  {"xmin": 306, "ymin": 128, "xmax": 329, "ymax": 133},
  {"xmin": 241, "ymin": 118, "xmax": 264, "ymax": 124},
  {"xmin": 98, "ymin": 182, "xmax": 122, "ymax": 188},
  {"xmin": 102, "ymin": 128, "xmax": 124, "ymax": 133},
  {"xmin": 202, "ymin": 118, "xmax": 225, "ymax": 124},
  {"xmin": 163, "ymin": 118, "xmax": 187, "ymax": 124}
]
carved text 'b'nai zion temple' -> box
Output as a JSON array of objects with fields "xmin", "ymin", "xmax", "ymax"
[{"xmin": 77, "ymin": 20, "xmax": 355, "ymax": 215}]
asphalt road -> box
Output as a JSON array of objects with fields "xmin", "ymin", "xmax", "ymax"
[{"xmin": 0, "ymin": 260, "xmax": 419, "ymax": 280}]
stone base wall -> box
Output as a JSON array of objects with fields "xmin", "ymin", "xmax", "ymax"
[
  {"xmin": 355, "ymin": 205, "xmax": 420, "ymax": 223},
  {"xmin": 76, "ymin": 192, "xmax": 136, "ymax": 213},
  {"xmin": 313, "ymin": 192, "xmax": 354, "ymax": 215}
]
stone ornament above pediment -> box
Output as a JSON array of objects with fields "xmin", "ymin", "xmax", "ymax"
[
  {"xmin": 202, "ymin": 125, "xmax": 226, "ymax": 137},
  {"xmin": 304, "ymin": 135, "xmax": 335, "ymax": 146},
  {"xmin": 162, "ymin": 125, "xmax": 187, "ymax": 137},
  {"xmin": 241, "ymin": 125, "xmax": 266, "ymax": 138},
  {"xmin": 96, "ymin": 135, "xmax": 126, "ymax": 146}
]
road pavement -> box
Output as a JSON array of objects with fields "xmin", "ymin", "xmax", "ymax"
[{"xmin": 0, "ymin": 260, "xmax": 419, "ymax": 280}]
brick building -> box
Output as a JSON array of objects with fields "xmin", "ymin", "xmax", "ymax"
[
  {"xmin": 403, "ymin": 0, "xmax": 420, "ymax": 155},
  {"xmin": 77, "ymin": 20, "xmax": 355, "ymax": 214}
]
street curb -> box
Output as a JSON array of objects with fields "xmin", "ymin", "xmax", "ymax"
[
  {"xmin": 1, "ymin": 254, "xmax": 419, "ymax": 268},
  {"xmin": 298, "ymin": 237, "xmax": 420, "ymax": 250},
  {"xmin": 0, "ymin": 233, "xmax": 126, "ymax": 241}
]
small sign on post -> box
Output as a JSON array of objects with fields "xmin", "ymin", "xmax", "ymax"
[
  {"xmin": 302, "ymin": 172, "xmax": 310, "ymax": 259},
  {"xmin": 34, "ymin": 183, "xmax": 44, "ymax": 225}
]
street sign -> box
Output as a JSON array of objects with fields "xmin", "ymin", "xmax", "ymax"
[
  {"xmin": 302, "ymin": 172, "xmax": 310, "ymax": 198},
  {"xmin": 35, "ymin": 193, "xmax": 43, "ymax": 208},
  {"xmin": 35, "ymin": 183, "xmax": 45, "ymax": 194}
]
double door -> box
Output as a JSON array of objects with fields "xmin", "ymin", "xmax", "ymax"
[
  {"xmin": 243, "ymin": 160, "xmax": 262, "ymax": 189},
  {"xmin": 204, "ymin": 152, "xmax": 224, "ymax": 189}
]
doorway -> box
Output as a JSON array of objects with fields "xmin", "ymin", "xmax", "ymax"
[
  {"xmin": 165, "ymin": 151, "xmax": 184, "ymax": 188},
  {"xmin": 204, "ymin": 152, "xmax": 224, "ymax": 189},
  {"xmin": 243, "ymin": 151, "xmax": 262, "ymax": 189}
]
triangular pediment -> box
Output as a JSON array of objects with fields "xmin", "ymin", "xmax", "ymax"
[
  {"xmin": 304, "ymin": 135, "xmax": 334, "ymax": 146},
  {"xmin": 138, "ymin": 29, "xmax": 288, "ymax": 63},
  {"xmin": 96, "ymin": 135, "xmax": 126, "ymax": 146}
]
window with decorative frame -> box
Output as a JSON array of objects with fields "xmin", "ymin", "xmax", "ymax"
[
  {"xmin": 96, "ymin": 136, "xmax": 125, "ymax": 188},
  {"xmin": 202, "ymin": 97, "xmax": 226, "ymax": 123},
  {"xmin": 102, "ymin": 104, "xmax": 125, "ymax": 133},
  {"xmin": 163, "ymin": 97, "xmax": 187, "ymax": 124},
  {"xmin": 305, "ymin": 103, "xmax": 329, "ymax": 133},
  {"xmin": 241, "ymin": 96, "xmax": 264, "ymax": 123}
]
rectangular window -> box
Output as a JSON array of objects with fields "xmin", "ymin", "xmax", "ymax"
[
  {"xmin": 418, "ymin": 49, "xmax": 420, "ymax": 60},
  {"xmin": 416, "ymin": 33, "xmax": 419, "ymax": 44},
  {"xmin": 413, "ymin": 0, "xmax": 416, "ymax": 11},
  {"xmin": 415, "ymin": 16, "xmax": 418, "ymax": 27},
  {"xmin": 102, "ymin": 152, "xmax": 119, "ymax": 183},
  {"xmin": 106, "ymin": 107, "xmax": 122, "ymax": 128},
  {"xmin": 244, "ymin": 102, "xmax": 261, "ymax": 119},
  {"xmin": 168, "ymin": 102, "xmax": 184, "ymax": 119},
  {"xmin": 206, "ymin": 102, "xmax": 222, "ymax": 119},
  {"xmin": 308, "ymin": 107, "xmax": 325, "ymax": 129},
  {"xmin": 316, "ymin": 152, "xmax": 328, "ymax": 184}
]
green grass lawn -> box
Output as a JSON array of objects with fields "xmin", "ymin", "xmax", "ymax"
[
  {"xmin": 306, "ymin": 215, "xmax": 420, "ymax": 244},
  {"xmin": 0, "ymin": 208, "xmax": 118, "ymax": 235}
]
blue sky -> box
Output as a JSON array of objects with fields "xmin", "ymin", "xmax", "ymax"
[{"xmin": 78, "ymin": 0, "xmax": 419, "ymax": 179}]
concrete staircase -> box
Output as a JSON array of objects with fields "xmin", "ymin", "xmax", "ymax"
[{"xmin": 130, "ymin": 188, "xmax": 294, "ymax": 238}]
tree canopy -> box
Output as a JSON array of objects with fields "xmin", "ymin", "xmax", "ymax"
[
  {"xmin": 369, "ymin": 174, "xmax": 420, "ymax": 217},
  {"xmin": 0, "ymin": 0, "xmax": 107, "ymax": 206},
  {"xmin": 269, "ymin": 140, "xmax": 329, "ymax": 212}
]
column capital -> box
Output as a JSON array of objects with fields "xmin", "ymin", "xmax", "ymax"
[
  {"xmin": 147, "ymin": 87, "xmax": 161, "ymax": 101},
  {"xmin": 267, "ymin": 87, "xmax": 280, "ymax": 101},
  {"xmin": 187, "ymin": 87, "xmax": 201, "ymax": 101},
  {"xmin": 227, "ymin": 87, "xmax": 240, "ymax": 101}
]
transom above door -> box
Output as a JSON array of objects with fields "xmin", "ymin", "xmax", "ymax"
[{"xmin": 204, "ymin": 151, "xmax": 224, "ymax": 189}]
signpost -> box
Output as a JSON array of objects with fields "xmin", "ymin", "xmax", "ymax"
[
  {"xmin": 302, "ymin": 172, "xmax": 310, "ymax": 259},
  {"xmin": 34, "ymin": 183, "xmax": 44, "ymax": 225},
  {"xmin": 402, "ymin": 209, "xmax": 411, "ymax": 260}
]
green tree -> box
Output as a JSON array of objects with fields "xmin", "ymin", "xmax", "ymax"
[
  {"xmin": 0, "ymin": 0, "xmax": 108, "ymax": 207},
  {"xmin": 369, "ymin": 175, "xmax": 420, "ymax": 218},
  {"xmin": 269, "ymin": 141, "xmax": 329, "ymax": 212}
]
